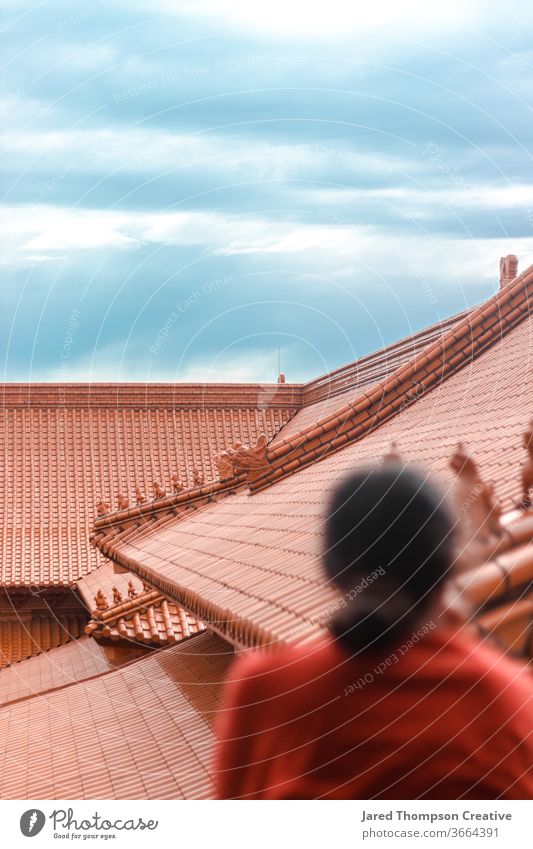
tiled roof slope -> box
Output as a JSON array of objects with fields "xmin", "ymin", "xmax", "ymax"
[
  {"xmin": 1, "ymin": 615, "xmax": 87, "ymax": 668},
  {"xmin": 0, "ymin": 631, "xmax": 232, "ymax": 799},
  {"xmin": 92, "ymin": 275, "xmax": 533, "ymax": 650},
  {"xmin": 78, "ymin": 554, "xmax": 205, "ymax": 647},
  {"xmin": 85, "ymin": 587, "xmax": 206, "ymax": 647},
  {"xmin": 0, "ymin": 636, "xmax": 113, "ymax": 706},
  {"xmin": 279, "ymin": 309, "xmax": 469, "ymax": 440},
  {"xmin": 0, "ymin": 383, "xmax": 297, "ymax": 587},
  {"xmin": 77, "ymin": 563, "xmax": 145, "ymax": 609},
  {"xmin": 254, "ymin": 265, "xmax": 532, "ymax": 490}
]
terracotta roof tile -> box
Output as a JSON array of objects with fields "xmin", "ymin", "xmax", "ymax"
[
  {"xmin": 285, "ymin": 309, "xmax": 471, "ymax": 439},
  {"xmin": 0, "ymin": 631, "xmax": 232, "ymax": 799},
  {"xmin": 85, "ymin": 586, "xmax": 206, "ymax": 647},
  {"xmin": 0, "ymin": 615, "xmax": 87, "ymax": 668},
  {"xmin": 250, "ymin": 265, "xmax": 532, "ymax": 491},
  {"xmin": 0, "ymin": 636, "xmax": 113, "ymax": 705},
  {"xmin": 0, "ymin": 386, "xmax": 297, "ymax": 586},
  {"xmin": 93, "ymin": 305, "xmax": 533, "ymax": 653},
  {"xmin": 76, "ymin": 562, "xmax": 145, "ymax": 609}
]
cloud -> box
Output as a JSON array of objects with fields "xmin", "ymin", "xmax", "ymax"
[
  {"xmin": 3, "ymin": 0, "xmax": 533, "ymax": 381},
  {"xmin": 137, "ymin": 0, "xmax": 484, "ymax": 41},
  {"xmin": 0, "ymin": 204, "xmax": 377, "ymax": 261}
]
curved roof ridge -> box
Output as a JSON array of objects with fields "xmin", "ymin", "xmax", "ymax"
[
  {"xmin": 92, "ymin": 475, "xmax": 246, "ymax": 535},
  {"xmin": 250, "ymin": 265, "xmax": 533, "ymax": 492},
  {"xmin": 302, "ymin": 306, "xmax": 471, "ymax": 401}
]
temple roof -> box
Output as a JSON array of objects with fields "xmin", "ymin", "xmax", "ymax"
[
  {"xmin": 91, "ymin": 264, "xmax": 533, "ymax": 655},
  {"xmin": 0, "ymin": 382, "xmax": 297, "ymax": 587},
  {"xmin": 0, "ymin": 314, "xmax": 471, "ymax": 590},
  {"xmin": 0, "ymin": 631, "xmax": 232, "ymax": 799},
  {"xmin": 1, "ymin": 261, "xmax": 531, "ymax": 801}
]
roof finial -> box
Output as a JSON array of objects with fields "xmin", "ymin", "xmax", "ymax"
[
  {"xmin": 215, "ymin": 451, "xmax": 234, "ymax": 481},
  {"xmin": 499, "ymin": 254, "xmax": 518, "ymax": 288},
  {"xmin": 215, "ymin": 434, "xmax": 269, "ymax": 483}
]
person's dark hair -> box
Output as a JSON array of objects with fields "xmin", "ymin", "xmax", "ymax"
[{"xmin": 324, "ymin": 463, "xmax": 455, "ymax": 654}]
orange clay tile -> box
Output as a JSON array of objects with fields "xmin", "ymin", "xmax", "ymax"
[
  {"xmin": 0, "ymin": 636, "xmax": 113, "ymax": 705},
  {"xmin": 0, "ymin": 614, "xmax": 87, "ymax": 668},
  {"xmin": 84, "ymin": 586, "xmax": 205, "ymax": 647},
  {"xmin": 0, "ymin": 309, "xmax": 484, "ymax": 591},
  {"xmin": 285, "ymin": 308, "xmax": 471, "ymax": 438},
  {"xmin": 0, "ymin": 631, "xmax": 233, "ymax": 800},
  {"xmin": 91, "ymin": 283, "xmax": 533, "ymax": 657},
  {"xmin": 250, "ymin": 265, "xmax": 532, "ymax": 491},
  {"xmin": 0, "ymin": 383, "xmax": 298, "ymax": 587}
]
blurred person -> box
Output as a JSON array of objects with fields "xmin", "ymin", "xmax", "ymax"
[{"xmin": 215, "ymin": 464, "xmax": 532, "ymax": 799}]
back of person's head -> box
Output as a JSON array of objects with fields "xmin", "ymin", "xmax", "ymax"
[{"xmin": 324, "ymin": 463, "xmax": 455, "ymax": 654}]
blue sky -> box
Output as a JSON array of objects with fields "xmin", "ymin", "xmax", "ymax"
[{"xmin": 2, "ymin": 0, "xmax": 533, "ymax": 382}]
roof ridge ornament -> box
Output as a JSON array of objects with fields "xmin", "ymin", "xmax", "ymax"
[
  {"xmin": 171, "ymin": 474, "xmax": 184, "ymax": 493},
  {"xmin": 92, "ymin": 589, "xmax": 108, "ymax": 616},
  {"xmin": 214, "ymin": 434, "xmax": 269, "ymax": 484},
  {"xmin": 135, "ymin": 485, "xmax": 146, "ymax": 505},
  {"xmin": 192, "ymin": 467, "xmax": 205, "ymax": 487},
  {"xmin": 499, "ymin": 254, "xmax": 518, "ymax": 288},
  {"xmin": 96, "ymin": 497, "xmax": 111, "ymax": 517},
  {"xmin": 152, "ymin": 481, "xmax": 166, "ymax": 499}
]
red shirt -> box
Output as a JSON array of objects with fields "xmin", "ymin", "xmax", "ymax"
[{"xmin": 215, "ymin": 627, "xmax": 532, "ymax": 799}]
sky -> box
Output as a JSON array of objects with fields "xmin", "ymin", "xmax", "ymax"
[{"xmin": 2, "ymin": 0, "xmax": 533, "ymax": 383}]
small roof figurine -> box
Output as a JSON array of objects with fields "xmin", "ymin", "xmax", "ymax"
[
  {"xmin": 135, "ymin": 485, "xmax": 146, "ymax": 505},
  {"xmin": 128, "ymin": 579, "xmax": 137, "ymax": 599},
  {"xmin": 153, "ymin": 480, "xmax": 167, "ymax": 499},
  {"xmin": 93, "ymin": 589, "xmax": 108, "ymax": 614},
  {"xmin": 96, "ymin": 497, "xmax": 111, "ymax": 516},
  {"xmin": 117, "ymin": 493, "xmax": 129, "ymax": 510},
  {"xmin": 192, "ymin": 467, "xmax": 205, "ymax": 487},
  {"xmin": 112, "ymin": 585, "xmax": 123, "ymax": 604},
  {"xmin": 171, "ymin": 473, "xmax": 184, "ymax": 493}
]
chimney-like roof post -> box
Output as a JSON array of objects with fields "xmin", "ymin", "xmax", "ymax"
[{"xmin": 499, "ymin": 254, "xmax": 518, "ymax": 288}]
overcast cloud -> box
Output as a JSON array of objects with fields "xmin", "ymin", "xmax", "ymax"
[{"xmin": 2, "ymin": 1, "xmax": 533, "ymax": 381}]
